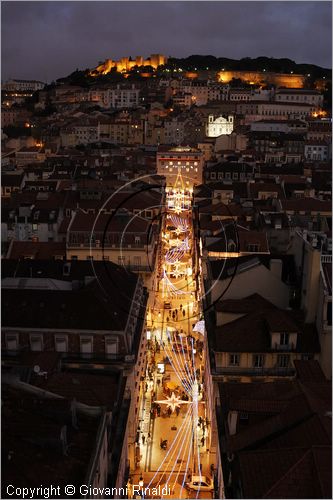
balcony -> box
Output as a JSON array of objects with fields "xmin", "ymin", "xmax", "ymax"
[
  {"xmin": 125, "ymin": 264, "xmax": 152, "ymax": 272},
  {"xmin": 273, "ymin": 342, "xmax": 295, "ymax": 351},
  {"xmin": 214, "ymin": 366, "xmax": 296, "ymax": 377},
  {"xmin": 68, "ymin": 241, "xmax": 146, "ymax": 250}
]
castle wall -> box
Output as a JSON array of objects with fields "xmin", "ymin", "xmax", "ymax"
[{"xmin": 218, "ymin": 71, "xmax": 306, "ymax": 88}]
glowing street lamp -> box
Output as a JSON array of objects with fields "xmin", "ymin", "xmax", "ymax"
[{"xmin": 157, "ymin": 362, "xmax": 165, "ymax": 374}]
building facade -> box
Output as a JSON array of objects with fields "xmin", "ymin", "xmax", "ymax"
[
  {"xmin": 206, "ymin": 115, "xmax": 234, "ymax": 137},
  {"xmin": 157, "ymin": 146, "xmax": 204, "ymax": 187}
]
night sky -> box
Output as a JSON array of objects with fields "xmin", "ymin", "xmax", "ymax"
[{"xmin": 1, "ymin": 1, "xmax": 332, "ymax": 82}]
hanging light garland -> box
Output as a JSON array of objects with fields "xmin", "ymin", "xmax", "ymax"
[
  {"xmin": 169, "ymin": 214, "xmax": 189, "ymax": 232},
  {"xmin": 162, "ymin": 269, "xmax": 192, "ymax": 296},
  {"xmin": 165, "ymin": 237, "xmax": 190, "ymax": 264}
]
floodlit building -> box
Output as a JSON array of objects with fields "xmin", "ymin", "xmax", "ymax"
[
  {"xmin": 2, "ymin": 79, "xmax": 45, "ymax": 92},
  {"xmin": 157, "ymin": 145, "xmax": 204, "ymax": 187},
  {"xmin": 275, "ymin": 88, "xmax": 324, "ymax": 108},
  {"xmin": 206, "ymin": 115, "xmax": 234, "ymax": 137},
  {"xmin": 92, "ymin": 54, "xmax": 167, "ymax": 74}
]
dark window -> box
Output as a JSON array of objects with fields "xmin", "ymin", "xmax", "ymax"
[
  {"xmin": 277, "ymin": 354, "xmax": 289, "ymax": 368},
  {"xmin": 239, "ymin": 412, "xmax": 249, "ymax": 421},
  {"xmin": 253, "ymin": 354, "xmax": 264, "ymax": 368},
  {"xmin": 302, "ymin": 354, "xmax": 314, "ymax": 361},
  {"xmin": 229, "ymin": 354, "xmax": 240, "ymax": 366},
  {"xmin": 280, "ymin": 333, "xmax": 289, "ymax": 345}
]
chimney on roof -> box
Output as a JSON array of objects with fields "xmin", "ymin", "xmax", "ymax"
[{"xmin": 269, "ymin": 258, "xmax": 283, "ymax": 280}]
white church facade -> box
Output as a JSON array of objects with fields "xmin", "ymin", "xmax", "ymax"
[{"xmin": 206, "ymin": 114, "xmax": 234, "ymax": 137}]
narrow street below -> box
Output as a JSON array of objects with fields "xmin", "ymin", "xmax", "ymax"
[{"xmin": 130, "ymin": 173, "xmax": 215, "ymax": 499}]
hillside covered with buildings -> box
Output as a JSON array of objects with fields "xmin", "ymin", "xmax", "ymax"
[{"xmin": 1, "ymin": 49, "xmax": 332, "ymax": 499}]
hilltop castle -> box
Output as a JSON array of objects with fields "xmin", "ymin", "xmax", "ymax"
[{"xmin": 91, "ymin": 54, "xmax": 167, "ymax": 75}]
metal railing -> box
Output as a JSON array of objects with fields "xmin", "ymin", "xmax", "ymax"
[
  {"xmin": 273, "ymin": 342, "xmax": 295, "ymax": 351},
  {"xmin": 1, "ymin": 349, "xmax": 134, "ymax": 364},
  {"xmin": 213, "ymin": 366, "xmax": 295, "ymax": 376}
]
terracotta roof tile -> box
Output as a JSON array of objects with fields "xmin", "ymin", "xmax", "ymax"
[
  {"xmin": 7, "ymin": 241, "xmax": 66, "ymax": 260},
  {"xmin": 265, "ymin": 447, "xmax": 331, "ymax": 499},
  {"xmin": 216, "ymin": 293, "xmax": 276, "ymax": 313},
  {"xmin": 294, "ymin": 359, "xmax": 327, "ymax": 383},
  {"xmin": 239, "ymin": 448, "xmax": 309, "ymax": 498}
]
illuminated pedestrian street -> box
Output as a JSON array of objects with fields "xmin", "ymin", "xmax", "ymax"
[{"xmin": 130, "ymin": 171, "xmax": 215, "ymax": 499}]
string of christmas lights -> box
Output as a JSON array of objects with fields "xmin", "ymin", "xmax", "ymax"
[
  {"xmin": 146, "ymin": 404, "xmax": 193, "ymax": 490},
  {"xmin": 162, "ymin": 412, "xmax": 193, "ymax": 492},
  {"xmin": 159, "ymin": 334, "xmax": 193, "ymax": 394},
  {"xmin": 165, "ymin": 237, "xmax": 189, "ymax": 264},
  {"xmin": 166, "ymin": 330, "xmax": 195, "ymax": 388},
  {"xmin": 169, "ymin": 214, "xmax": 189, "ymax": 232},
  {"xmin": 162, "ymin": 269, "xmax": 193, "ymax": 296}
]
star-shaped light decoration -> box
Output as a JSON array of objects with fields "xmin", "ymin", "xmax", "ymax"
[
  {"xmin": 192, "ymin": 320, "xmax": 205, "ymax": 335},
  {"xmin": 172, "ymin": 263, "xmax": 183, "ymax": 278},
  {"xmin": 155, "ymin": 392, "xmax": 191, "ymax": 413},
  {"xmin": 173, "ymin": 204, "xmax": 183, "ymax": 215}
]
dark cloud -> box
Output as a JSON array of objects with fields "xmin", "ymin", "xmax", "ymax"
[{"xmin": 1, "ymin": 1, "xmax": 331, "ymax": 81}]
